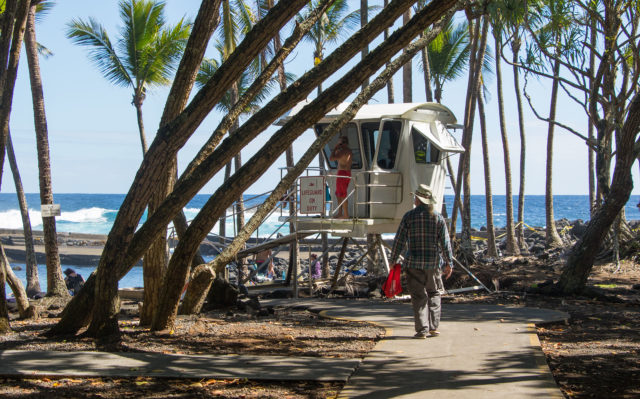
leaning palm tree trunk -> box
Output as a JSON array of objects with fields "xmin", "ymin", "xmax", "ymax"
[
  {"xmin": 150, "ymin": 1, "xmax": 457, "ymax": 331},
  {"xmin": 6, "ymin": 131, "xmax": 41, "ymax": 296},
  {"xmin": 0, "ymin": 254, "xmax": 9, "ymax": 333},
  {"xmin": 141, "ymin": 0, "xmax": 223, "ymax": 327},
  {"xmin": 1, "ymin": 243, "xmax": 36, "ymax": 319},
  {"xmin": 24, "ymin": 4, "xmax": 68, "ymax": 297}
]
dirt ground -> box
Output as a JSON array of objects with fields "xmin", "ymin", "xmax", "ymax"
[{"xmin": 1, "ymin": 256, "xmax": 640, "ymax": 398}]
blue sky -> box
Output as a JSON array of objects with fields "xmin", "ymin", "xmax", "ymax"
[{"xmin": 2, "ymin": 0, "xmax": 639, "ymax": 197}]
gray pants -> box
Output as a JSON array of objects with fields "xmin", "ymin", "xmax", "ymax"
[{"xmin": 406, "ymin": 267, "xmax": 444, "ymax": 333}]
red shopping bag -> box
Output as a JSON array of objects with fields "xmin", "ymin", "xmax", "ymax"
[{"xmin": 382, "ymin": 264, "xmax": 402, "ymax": 298}]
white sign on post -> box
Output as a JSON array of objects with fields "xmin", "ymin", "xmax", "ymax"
[
  {"xmin": 299, "ymin": 176, "xmax": 325, "ymax": 214},
  {"xmin": 41, "ymin": 204, "xmax": 61, "ymax": 217}
]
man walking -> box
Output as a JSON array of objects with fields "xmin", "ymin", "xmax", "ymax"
[{"xmin": 390, "ymin": 184, "xmax": 454, "ymax": 338}]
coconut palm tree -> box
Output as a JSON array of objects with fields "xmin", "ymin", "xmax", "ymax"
[
  {"xmin": 23, "ymin": 1, "xmax": 70, "ymax": 297},
  {"xmin": 423, "ymin": 19, "xmax": 469, "ymax": 103},
  {"xmin": 66, "ymin": 0, "xmax": 190, "ymax": 156},
  {"xmin": 451, "ymin": 16, "xmax": 489, "ymax": 259},
  {"xmin": 488, "ymin": 12, "xmax": 520, "ymax": 256},
  {"xmin": 527, "ymin": 0, "xmax": 577, "ymax": 247},
  {"xmin": 297, "ymin": 0, "xmax": 361, "ymax": 95},
  {"xmin": 421, "ymin": 18, "xmax": 470, "ymax": 230},
  {"xmin": 496, "ymin": 0, "xmax": 532, "ymax": 252}
]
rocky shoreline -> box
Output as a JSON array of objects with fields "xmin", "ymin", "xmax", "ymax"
[{"xmin": 2, "ymin": 218, "xmax": 638, "ymax": 269}]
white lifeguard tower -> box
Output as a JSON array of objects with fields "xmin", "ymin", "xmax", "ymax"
[
  {"xmin": 280, "ymin": 102, "xmax": 464, "ymax": 238},
  {"xmin": 205, "ymin": 102, "xmax": 482, "ymax": 297}
]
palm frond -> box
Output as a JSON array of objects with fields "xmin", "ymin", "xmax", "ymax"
[
  {"xmin": 140, "ymin": 17, "xmax": 191, "ymax": 89},
  {"xmin": 35, "ymin": 1, "xmax": 55, "ymax": 23},
  {"xmin": 66, "ymin": 17, "xmax": 132, "ymax": 87},
  {"xmin": 234, "ymin": 0, "xmax": 257, "ymax": 36},
  {"xmin": 196, "ymin": 57, "xmax": 220, "ymax": 89},
  {"xmin": 119, "ymin": 0, "xmax": 167, "ymax": 78},
  {"xmin": 218, "ymin": 0, "xmax": 239, "ymax": 60},
  {"xmin": 427, "ymin": 20, "xmax": 470, "ymax": 89},
  {"xmin": 37, "ymin": 42, "xmax": 53, "ymax": 58}
]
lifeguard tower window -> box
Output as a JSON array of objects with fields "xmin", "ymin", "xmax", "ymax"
[
  {"xmin": 375, "ymin": 120, "xmax": 402, "ymax": 169},
  {"xmin": 412, "ymin": 127, "xmax": 440, "ymax": 164},
  {"xmin": 316, "ymin": 123, "xmax": 362, "ymax": 169},
  {"xmin": 361, "ymin": 122, "xmax": 378, "ymax": 168}
]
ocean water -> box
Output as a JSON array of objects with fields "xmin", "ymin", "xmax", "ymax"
[
  {"xmin": 2, "ymin": 192, "xmax": 639, "ymax": 293},
  {"xmin": 1, "ymin": 193, "xmax": 638, "ymax": 235}
]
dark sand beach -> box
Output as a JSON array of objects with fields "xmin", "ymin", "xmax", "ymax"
[{"xmin": 1, "ymin": 229, "xmax": 105, "ymax": 266}]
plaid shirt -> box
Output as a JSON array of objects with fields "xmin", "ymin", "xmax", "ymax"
[{"xmin": 390, "ymin": 205, "xmax": 453, "ymax": 270}]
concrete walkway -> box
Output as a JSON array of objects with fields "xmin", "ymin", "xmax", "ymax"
[
  {"xmin": 0, "ymin": 299, "xmax": 568, "ymax": 398},
  {"xmin": 285, "ymin": 299, "xmax": 568, "ymax": 398}
]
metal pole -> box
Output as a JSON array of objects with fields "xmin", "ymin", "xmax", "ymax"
[
  {"xmin": 377, "ymin": 234, "xmax": 390, "ymax": 274},
  {"xmin": 452, "ymin": 257, "xmax": 492, "ymax": 293}
]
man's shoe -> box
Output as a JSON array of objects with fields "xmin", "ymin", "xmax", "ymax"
[
  {"xmin": 413, "ymin": 331, "xmax": 428, "ymax": 339},
  {"xmin": 429, "ymin": 330, "xmax": 440, "ymax": 337}
]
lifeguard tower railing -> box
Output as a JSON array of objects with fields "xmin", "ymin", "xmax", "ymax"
[{"xmin": 278, "ymin": 166, "xmax": 403, "ymax": 238}]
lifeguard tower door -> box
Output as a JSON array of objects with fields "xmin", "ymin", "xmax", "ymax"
[{"xmin": 367, "ymin": 119, "xmax": 403, "ymax": 221}]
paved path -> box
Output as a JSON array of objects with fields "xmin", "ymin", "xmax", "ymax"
[
  {"xmin": 0, "ymin": 299, "xmax": 568, "ymax": 398},
  {"xmin": 281, "ymin": 300, "xmax": 568, "ymax": 398},
  {"xmin": 0, "ymin": 350, "xmax": 358, "ymax": 381}
]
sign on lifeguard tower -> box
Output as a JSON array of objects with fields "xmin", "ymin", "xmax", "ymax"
[{"xmin": 299, "ymin": 176, "xmax": 325, "ymax": 214}]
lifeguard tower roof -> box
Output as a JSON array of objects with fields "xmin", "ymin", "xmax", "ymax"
[{"xmin": 277, "ymin": 101, "xmax": 457, "ymax": 126}]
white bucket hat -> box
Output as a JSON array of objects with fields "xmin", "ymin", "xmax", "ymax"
[{"xmin": 413, "ymin": 184, "xmax": 436, "ymax": 205}]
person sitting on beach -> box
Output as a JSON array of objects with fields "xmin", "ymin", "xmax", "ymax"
[
  {"xmin": 329, "ymin": 136, "xmax": 353, "ymax": 219},
  {"xmin": 64, "ymin": 268, "xmax": 85, "ymax": 296},
  {"xmin": 310, "ymin": 253, "xmax": 322, "ymax": 279},
  {"xmin": 255, "ymin": 249, "xmax": 275, "ymax": 279}
]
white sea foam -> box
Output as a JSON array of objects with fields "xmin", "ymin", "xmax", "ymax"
[
  {"xmin": 58, "ymin": 207, "xmax": 111, "ymax": 223},
  {"xmin": 0, "ymin": 207, "xmax": 113, "ymax": 232},
  {"xmin": 0, "ymin": 209, "xmax": 42, "ymax": 229}
]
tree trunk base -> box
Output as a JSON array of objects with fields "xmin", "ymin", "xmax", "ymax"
[
  {"xmin": 0, "ymin": 319, "xmax": 10, "ymax": 334},
  {"xmin": 179, "ymin": 265, "xmax": 215, "ymax": 315}
]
